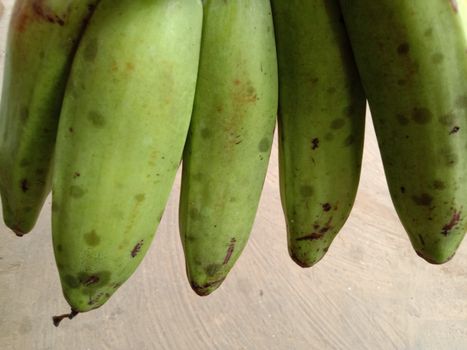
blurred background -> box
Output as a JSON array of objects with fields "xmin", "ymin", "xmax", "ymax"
[{"xmin": 1, "ymin": 1, "xmax": 467, "ymax": 349}]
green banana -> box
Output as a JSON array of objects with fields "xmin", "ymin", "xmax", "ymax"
[
  {"xmin": 0, "ymin": 0, "xmax": 99, "ymax": 236},
  {"xmin": 339, "ymin": 0, "xmax": 467, "ymax": 263},
  {"xmin": 271, "ymin": 0, "xmax": 366, "ymax": 267},
  {"xmin": 179, "ymin": 0, "xmax": 278, "ymax": 296},
  {"xmin": 51, "ymin": 0, "xmax": 202, "ymax": 318}
]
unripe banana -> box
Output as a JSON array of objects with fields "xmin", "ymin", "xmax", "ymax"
[
  {"xmin": 179, "ymin": 0, "xmax": 278, "ymax": 296},
  {"xmin": 0, "ymin": 0, "xmax": 99, "ymax": 236},
  {"xmin": 339, "ymin": 0, "xmax": 467, "ymax": 263},
  {"xmin": 52, "ymin": 0, "xmax": 202, "ymax": 317},
  {"xmin": 271, "ymin": 0, "xmax": 366, "ymax": 267}
]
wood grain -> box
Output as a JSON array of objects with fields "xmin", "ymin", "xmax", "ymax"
[{"xmin": 0, "ymin": 1, "xmax": 466, "ymax": 349}]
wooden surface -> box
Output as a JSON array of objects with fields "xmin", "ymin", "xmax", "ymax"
[{"xmin": 1, "ymin": 1, "xmax": 467, "ymax": 349}]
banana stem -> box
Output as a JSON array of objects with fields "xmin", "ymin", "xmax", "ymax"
[{"xmin": 52, "ymin": 309, "xmax": 79, "ymax": 327}]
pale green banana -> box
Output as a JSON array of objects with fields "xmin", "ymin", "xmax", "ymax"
[
  {"xmin": 271, "ymin": 0, "xmax": 365, "ymax": 267},
  {"xmin": 339, "ymin": 0, "xmax": 467, "ymax": 263},
  {"xmin": 179, "ymin": 0, "xmax": 278, "ymax": 296},
  {"xmin": 0, "ymin": 0, "xmax": 99, "ymax": 236},
  {"xmin": 52, "ymin": 0, "xmax": 202, "ymax": 318}
]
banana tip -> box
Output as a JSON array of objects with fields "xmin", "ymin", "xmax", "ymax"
[
  {"xmin": 190, "ymin": 278, "xmax": 225, "ymax": 297},
  {"xmin": 415, "ymin": 250, "xmax": 455, "ymax": 265},
  {"xmin": 11, "ymin": 226, "xmax": 26, "ymax": 237},
  {"xmin": 289, "ymin": 252, "xmax": 322, "ymax": 268}
]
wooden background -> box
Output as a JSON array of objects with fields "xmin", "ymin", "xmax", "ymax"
[{"xmin": 1, "ymin": 1, "xmax": 466, "ymax": 349}]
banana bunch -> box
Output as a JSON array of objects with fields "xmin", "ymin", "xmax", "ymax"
[{"xmin": 0, "ymin": 0, "xmax": 466, "ymax": 322}]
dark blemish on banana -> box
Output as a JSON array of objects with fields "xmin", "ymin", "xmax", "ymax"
[
  {"xmin": 82, "ymin": 275, "xmax": 99, "ymax": 286},
  {"xmin": 112, "ymin": 282, "xmax": 122, "ymax": 289},
  {"xmin": 84, "ymin": 230, "xmax": 100, "ymax": 246},
  {"xmin": 412, "ymin": 107, "xmax": 432, "ymax": 124},
  {"xmin": 343, "ymin": 105, "xmax": 355, "ymax": 116},
  {"xmin": 88, "ymin": 292, "xmax": 104, "ymax": 306},
  {"xmin": 323, "ymin": 247, "xmax": 329, "ymax": 253},
  {"xmin": 300, "ymin": 185, "xmax": 314, "ymax": 197},
  {"xmin": 32, "ymin": 2, "xmax": 65, "ymax": 26},
  {"xmin": 201, "ymin": 128, "xmax": 212, "ymax": 139},
  {"xmin": 68, "ymin": 127, "xmax": 74, "ymax": 133},
  {"xmin": 134, "ymin": 193, "xmax": 145, "ymax": 202},
  {"xmin": 69, "ymin": 185, "xmax": 85, "ymax": 198},
  {"xmin": 88, "ymin": 111, "xmax": 106, "ymax": 127},
  {"xmin": 412, "ymin": 193, "xmax": 433, "ymax": 206},
  {"xmin": 442, "ymin": 151, "xmax": 458, "ymax": 167},
  {"xmin": 223, "ymin": 238, "xmax": 236, "ymax": 265},
  {"xmin": 20, "ymin": 107, "xmax": 29, "ymax": 122},
  {"xmin": 296, "ymin": 232, "xmax": 324, "ymax": 241},
  {"xmin": 398, "ymin": 79, "xmax": 406, "ymax": 86},
  {"xmin": 325, "ymin": 132, "xmax": 334, "ymax": 141},
  {"xmin": 311, "ymin": 138, "xmax": 319, "ymax": 150},
  {"xmin": 83, "ymin": 38, "xmax": 98, "ymax": 62},
  {"xmin": 309, "ymin": 77, "xmax": 319, "ymax": 85},
  {"xmin": 189, "ymin": 207, "xmax": 199, "ymax": 220},
  {"xmin": 258, "ymin": 137, "xmax": 270, "ymax": 152},
  {"xmin": 330, "ymin": 118, "xmax": 345, "ymax": 130},
  {"xmin": 297, "ymin": 217, "xmax": 332, "ymax": 241},
  {"xmin": 397, "ymin": 42, "xmax": 410, "ymax": 55},
  {"xmin": 20, "ymin": 158, "xmax": 31, "ymax": 167},
  {"xmin": 322, "ymin": 203, "xmax": 331, "ymax": 212},
  {"xmin": 344, "ymin": 134, "xmax": 355, "ymax": 146},
  {"xmin": 21, "ymin": 179, "xmax": 29, "ymax": 192},
  {"xmin": 432, "ymin": 53, "xmax": 444, "ymax": 64},
  {"xmin": 442, "ymin": 210, "xmax": 461, "ymax": 236},
  {"xmin": 400, "ymin": 187, "xmax": 406, "ymax": 194},
  {"xmin": 131, "ymin": 240, "xmax": 144, "ymax": 258},
  {"xmin": 63, "ymin": 275, "xmax": 79, "ymax": 289},
  {"xmin": 419, "ymin": 234, "xmax": 425, "ymax": 246},
  {"xmin": 73, "ymin": 172, "xmax": 80, "ymax": 178},
  {"xmin": 396, "ymin": 114, "xmax": 409, "ymax": 125},
  {"xmin": 449, "ymin": 126, "xmax": 460, "ymax": 135},
  {"xmin": 206, "ymin": 264, "xmax": 221, "ymax": 276},
  {"xmin": 125, "ymin": 62, "xmax": 135, "ymax": 71},
  {"xmin": 456, "ymin": 95, "xmax": 467, "ymax": 108},
  {"xmin": 56, "ymin": 244, "xmax": 63, "ymax": 252},
  {"xmin": 433, "ymin": 180, "xmax": 446, "ymax": 190}
]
